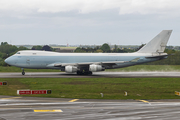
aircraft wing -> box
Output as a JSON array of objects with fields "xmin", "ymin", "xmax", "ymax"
[
  {"xmin": 46, "ymin": 57, "xmax": 147, "ymax": 68},
  {"xmin": 47, "ymin": 61, "xmax": 126, "ymax": 68}
]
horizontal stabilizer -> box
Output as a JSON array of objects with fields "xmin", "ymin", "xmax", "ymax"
[
  {"xmin": 137, "ymin": 30, "xmax": 172, "ymax": 53},
  {"xmin": 145, "ymin": 54, "xmax": 168, "ymax": 59}
]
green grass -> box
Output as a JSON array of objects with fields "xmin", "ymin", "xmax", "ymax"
[
  {"xmin": 1, "ymin": 78, "xmax": 180, "ymax": 99},
  {"xmin": 1, "ymin": 65, "xmax": 180, "ymax": 72}
]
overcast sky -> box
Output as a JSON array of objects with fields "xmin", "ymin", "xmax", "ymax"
[{"xmin": 0, "ymin": 0, "xmax": 179, "ymax": 46}]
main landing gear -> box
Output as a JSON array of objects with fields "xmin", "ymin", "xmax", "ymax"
[
  {"xmin": 77, "ymin": 71, "xmax": 92, "ymax": 75},
  {"xmin": 21, "ymin": 68, "xmax": 25, "ymax": 75}
]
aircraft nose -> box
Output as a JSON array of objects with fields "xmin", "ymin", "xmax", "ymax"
[{"xmin": 4, "ymin": 57, "xmax": 11, "ymax": 65}]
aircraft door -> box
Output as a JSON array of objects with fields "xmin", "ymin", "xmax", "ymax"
[{"xmin": 26, "ymin": 57, "xmax": 30, "ymax": 65}]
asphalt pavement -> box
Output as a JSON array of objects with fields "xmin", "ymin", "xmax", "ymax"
[{"xmin": 1, "ymin": 96, "xmax": 180, "ymax": 120}]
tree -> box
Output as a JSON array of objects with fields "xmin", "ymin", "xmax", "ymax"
[
  {"xmin": 18, "ymin": 46, "xmax": 29, "ymax": 51},
  {"xmin": 1, "ymin": 42, "xmax": 8, "ymax": 46},
  {"xmin": 74, "ymin": 47, "xmax": 86, "ymax": 52},
  {"xmin": 112, "ymin": 44, "xmax": 118, "ymax": 52},
  {"xmin": 0, "ymin": 43, "xmax": 18, "ymax": 55},
  {"xmin": 42, "ymin": 45, "xmax": 53, "ymax": 51},
  {"xmin": 31, "ymin": 45, "xmax": 42, "ymax": 50},
  {"xmin": 101, "ymin": 43, "xmax": 111, "ymax": 53},
  {"xmin": 96, "ymin": 49, "xmax": 103, "ymax": 53},
  {"xmin": 136, "ymin": 44, "xmax": 146, "ymax": 51}
]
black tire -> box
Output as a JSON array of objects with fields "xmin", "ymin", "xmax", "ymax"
[
  {"xmin": 77, "ymin": 71, "xmax": 81, "ymax": 75},
  {"xmin": 77, "ymin": 71, "xmax": 92, "ymax": 75},
  {"xmin": 22, "ymin": 71, "xmax": 25, "ymax": 75},
  {"xmin": 88, "ymin": 71, "xmax": 92, "ymax": 75}
]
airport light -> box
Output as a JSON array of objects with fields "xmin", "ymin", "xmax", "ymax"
[
  {"xmin": 124, "ymin": 91, "xmax": 127, "ymax": 96},
  {"xmin": 175, "ymin": 91, "xmax": 180, "ymax": 96},
  {"xmin": 100, "ymin": 93, "xmax": 103, "ymax": 97}
]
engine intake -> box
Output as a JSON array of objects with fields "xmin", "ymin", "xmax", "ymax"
[
  {"xmin": 65, "ymin": 66, "xmax": 78, "ymax": 73},
  {"xmin": 89, "ymin": 65, "xmax": 105, "ymax": 72}
]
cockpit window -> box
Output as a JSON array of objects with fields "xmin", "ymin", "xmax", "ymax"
[{"xmin": 16, "ymin": 52, "xmax": 20, "ymax": 54}]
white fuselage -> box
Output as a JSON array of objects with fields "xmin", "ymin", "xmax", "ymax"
[{"xmin": 5, "ymin": 50, "xmax": 167, "ymax": 70}]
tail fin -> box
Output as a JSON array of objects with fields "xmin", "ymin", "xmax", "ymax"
[{"xmin": 137, "ymin": 30, "xmax": 172, "ymax": 53}]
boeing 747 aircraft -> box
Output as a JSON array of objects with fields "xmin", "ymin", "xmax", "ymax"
[{"xmin": 5, "ymin": 30, "xmax": 172, "ymax": 75}]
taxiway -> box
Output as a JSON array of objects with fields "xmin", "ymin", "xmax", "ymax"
[{"xmin": 1, "ymin": 96, "xmax": 180, "ymax": 120}]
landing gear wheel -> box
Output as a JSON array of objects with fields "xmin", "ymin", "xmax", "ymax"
[
  {"xmin": 88, "ymin": 71, "xmax": 92, "ymax": 75},
  {"xmin": 77, "ymin": 71, "xmax": 82, "ymax": 75},
  {"xmin": 22, "ymin": 71, "xmax": 25, "ymax": 75},
  {"xmin": 21, "ymin": 68, "xmax": 25, "ymax": 75}
]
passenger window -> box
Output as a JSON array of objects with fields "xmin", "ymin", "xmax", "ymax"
[{"xmin": 33, "ymin": 53, "xmax": 36, "ymax": 55}]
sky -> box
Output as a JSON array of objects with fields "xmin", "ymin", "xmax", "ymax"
[{"xmin": 0, "ymin": 0, "xmax": 179, "ymax": 46}]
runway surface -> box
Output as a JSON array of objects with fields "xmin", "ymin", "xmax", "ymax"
[
  {"xmin": 1, "ymin": 96, "xmax": 180, "ymax": 120},
  {"xmin": 0, "ymin": 72, "xmax": 180, "ymax": 78}
]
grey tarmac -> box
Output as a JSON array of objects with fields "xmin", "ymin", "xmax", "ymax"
[
  {"xmin": 0, "ymin": 72, "xmax": 180, "ymax": 78},
  {"xmin": 1, "ymin": 96, "xmax": 180, "ymax": 120}
]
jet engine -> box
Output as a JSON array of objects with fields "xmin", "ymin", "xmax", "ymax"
[
  {"xmin": 65, "ymin": 66, "xmax": 78, "ymax": 73},
  {"xmin": 89, "ymin": 64, "xmax": 105, "ymax": 72}
]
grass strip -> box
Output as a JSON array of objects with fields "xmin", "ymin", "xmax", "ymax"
[{"xmin": 0, "ymin": 78, "xmax": 180, "ymax": 100}]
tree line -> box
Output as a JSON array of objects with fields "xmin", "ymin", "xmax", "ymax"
[{"xmin": 74, "ymin": 43, "xmax": 136, "ymax": 53}]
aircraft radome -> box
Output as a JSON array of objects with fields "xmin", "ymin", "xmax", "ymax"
[{"xmin": 5, "ymin": 30, "xmax": 172, "ymax": 75}]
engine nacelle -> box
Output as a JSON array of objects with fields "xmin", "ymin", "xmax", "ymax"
[
  {"xmin": 89, "ymin": 65, "xmax": 105, "ymax": 72},
  {"xmin": 65, "ymin": 66, "xmax": 78, "ymax": 73}
]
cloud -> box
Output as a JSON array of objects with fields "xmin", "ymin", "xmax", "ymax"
[{"xmin": 0, "ymin": 0, "xmax": 180, "ymax": 15}]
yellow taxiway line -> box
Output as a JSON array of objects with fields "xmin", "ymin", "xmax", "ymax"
[
  {"xmin": 34, "ymin": 110, "xmax": 62, "ymax": 112},
  {"xmin": 0, "ymin": 97, "xmax": 22, "ymax": 100},
  {"xmin": 139, "ymin": 100, "xmax": 149, "ymax": 103},
  {"xmin": 69, "ymin": 99, "xmax": 79, "ymax": 102}
]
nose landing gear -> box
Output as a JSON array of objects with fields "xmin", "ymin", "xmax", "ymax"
[{"xmin": 21, "ymin": 68, "xmax": 25, "ymax": 75}]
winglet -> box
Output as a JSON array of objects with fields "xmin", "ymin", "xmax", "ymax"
[{"xmin": 137, "ymin": 30, "xmax": 172, "ymax": 53}]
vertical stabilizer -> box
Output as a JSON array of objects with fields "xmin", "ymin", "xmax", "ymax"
[{"xmin": 137, "ymin": 30, "xmax": 172, "ymax": 53}]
